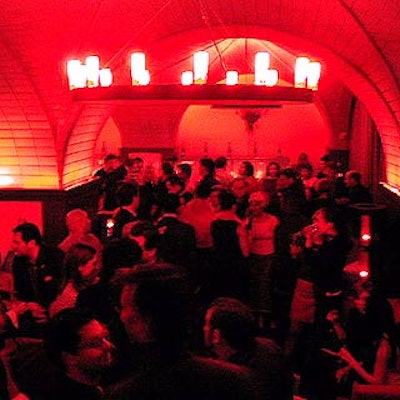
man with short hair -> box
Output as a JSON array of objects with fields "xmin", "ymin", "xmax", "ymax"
[
  {"xmin": 107, "ymin": 264, "xmax": 258, "ymax": 399},
  {"xmin": 11, "ymin": 222, "xmax": 64, "ymax": 308},
  {"xmin": 204, "ymin": 297, "xmax": 293, "ymax": 400},
  {"xmin": 11, "ymin": 308, "xmax": 116, "ymax": 400}
]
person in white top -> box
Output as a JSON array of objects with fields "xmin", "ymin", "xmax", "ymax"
[{"xmin": 238, "ymin": 191, "xmax": 279, "ymax": 328}]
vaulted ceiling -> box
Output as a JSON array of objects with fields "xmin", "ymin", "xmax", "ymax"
[{"xmin": 0, "ymin": 0, "xmax": 399, "ymax": 188}]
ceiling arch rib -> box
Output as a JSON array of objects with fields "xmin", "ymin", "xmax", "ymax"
[
  {"xmin": 0, "ymin": 42, "xmax": 58, "ymax": 189},
  {"xmin": 62, "ymin": 105, "xmax": 113, "ymax": 189}
]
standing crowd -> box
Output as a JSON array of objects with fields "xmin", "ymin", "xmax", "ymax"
[{"xmin": 1, "ymin": 151, "xmax": 398, "ymax": 400}]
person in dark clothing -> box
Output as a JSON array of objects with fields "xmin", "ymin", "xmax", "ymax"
[
  {"xmin": 106, "ymin": 264, "xmax": 257, "ymax": 400},
  {"xmin": 11, "ymin": 222, "xmax": 64, "ymax": 308},
  {"xmin": 155, "ymin": 193, "xmax": 198, "ymax": 287},
  {"xmin": 94, "ymin": 154, "xmax": 127, "ymax": 212},
  {"xmin": 111, "ymin": 182, "xmax": 139, "ymax": 239},
  {"xmin": 11, "ymin": 308, "xmax": 116, "ymax": 400},
  {"xmin": 204, "ymin": 297, "xmax": 293, "ymax": 400}
]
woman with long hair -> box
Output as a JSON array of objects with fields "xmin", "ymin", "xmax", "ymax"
[{"xmin": 49, "ymin": 243, "xmax": 100, "ymax": 317}]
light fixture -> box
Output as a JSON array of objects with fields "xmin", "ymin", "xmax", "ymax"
[
  {"xmin": 254, "ymin": 52, "xmax": 270, "ymax": 85},
  {"xmin": 99, "ymin": 68, "xmax": 113, "ymax": 87},
  {"xmin": 294, "ymin": 57, "xmax": 310, "ymax": 88},
  {"xmin": 307, "ymin": 62, "xmax": 321, "ymax": 90},
  {"xmin": 193, "ymin": 51, "xmax": 209, "ymax": 84},
  {"xmin": 360, "ymin": 214, "xmax": 372, "ymax": 247},
  {"xmin": 265, "ymin": 70, "xmax": 279, "ymax": 87},
  {"xmin": 131, "ymin": 52, "xmax": 148, "ymax": 85},
  {"xmin": 67, "ymin": 60, "xmax": 86, "ymax": 90},
  {"xmin": 85, "ymin": 56, "xmax": 100, "ymax": 88},
  {"xmin": 225, "ymin": 71, "xmax": 239, "ymax": 85},
  {"xmin": 138, "ymin": 70, "xmax": 150, "ymax": 85},
  {"xmin": 181, "ymin": 71, "xmax": 194, "ymax": 86}
]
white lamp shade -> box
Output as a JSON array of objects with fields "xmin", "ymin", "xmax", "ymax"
[
  {"xmin": 255, "ymin": 52, "xmax": 270, "ymax": 85},
  {"xmin": 85, "ymin": 55, "xmax": 100, "ymax": 87},
  {"xmin": 138, "ymin": 70, "xmax": 150, "ymax": 85},
  {"xmin": 131, "ymin": 52, "xmax": 146, "ymax": 84},
  {"xmin": 181, "ymin": 71, "xmax": 193, "ymax": 85},
  {"xmin": 193, "ymin": 51, "xmax": 209, "ymax": 83},
  {"xmin": 295, "ymin": 57, "xmax": 310, "ymax": 88},
  {"xmin": 307, "ymin": 62, "xmax": 321, "ymax": 90},
  {"xmin": 99, "ymin": 68, "xmax": 113, "ymax": 87},
  {"xmin": 225, "ymin": 70, "xmax": 239, "ymax": 85},
  {"xmin": 265, "ymin": 69, "xmax": 279, "ymax": 86}
]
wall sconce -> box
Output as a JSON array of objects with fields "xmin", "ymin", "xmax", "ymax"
[
  {"xmin": 225, "ymin": 70, "xmax": 239, "ymax": 85},
  {"xmin": 193, "ymin": 51, "xmax": 209, "ymax": 84},
  {"xmin": 85, "ymin": 56, "xmax": 100, "ymax": 88},
  {"xmin": 181, "ymin": 71, "xmax": 194, "ymax": 85},
  {"xmin": 99, "ymin": 68, "xmax": 113, "ymax": 87},
  {"xmin": 131, "ymin": 52, "xmax": 149, "ymax": 85},
  {"xmin": 67, "ymin": 60, "xmax": 87, "ymax": 90}
]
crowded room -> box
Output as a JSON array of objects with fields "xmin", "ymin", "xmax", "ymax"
[{"xmin": 0, "ymin": 1, "xmax": 400, "ymax": 399}]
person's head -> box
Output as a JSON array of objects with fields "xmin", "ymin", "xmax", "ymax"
[
  {"xmin": 214, "ymin": 156, "xmax": 227, "ymax": 170},
  {"xmin": 103, "ymin": 154, "xmax": 120, "ymax": 172},
  {"xmin": 204, "ymin": 297, "xmax": 257, "ymax": 360},
  {"xmin": 116, "ymin": 182, "xmax": 138, "ymax": 207},
  {"xmin": 217, "ymin": 189, "xmax": 236, "ymax": 211},
  {"xmin": 277, "ymin": 168, "xmax": 298, "ymax": 189},
  {"xmin": 116, "ymin": 264, "xmax": 189, "ymax": 354},
  {"xmin": 177, "ymin": 163, "xmax": 192, "ymax": 180},
  {"xmin": 161, "ymin": 193, "xmax": 181, "ymax": 214},
  {"xmin": 64, "ymin": 243, "xmax": 100, "ymax": 290},
  {"xmin": 65, "ymin": 208, "xmax": 91, "ymax": 235},
  {"xmin": 299, "ymin": 164, "xmax": 313, "ymax": 180},
  {"xmin": 143, "ymin": 163, "xmax": 157, "ymax": 182},
  {"xmin": 132, "ymin": 157, "xmax": 144, "ymax": 173},
  {"xmin": 161, "ymin": 161, "xmax": 175, "ymax": 177},
  {"xmin": 315, "ymin": 178, "xmax": 331, "ymax": 195},
  {"xmin": 249, "ymin": 191, "xmax": 269, "ymax": 216},
  {"xmin": 344, "ymin": 170, "xmax": 361, "ymax": 188},
  {"xmin": 128, "ymin": 221, "xmax": 160, "ymax": 262},
  {"xmin": 11, "ymin": 222, "xmax": 42, "ymax": 257},
  {"xmin": 297, "ymin": 152, "xmax": 309, "ymax": 163},
  {"xmin": 199, "ymin": 158, "xmax": 215, "ymax": 176},
  {"xmin": 311, "ymin": 207, "xmax": 348, "ymax": 239},
  {"xmin": 239, "ymin": 161, "xmax": 254, "ymax": 177},
  {"xmin": 231, "ymin": 177, "xmax": 248, "ymax": 200},
  {"xmin": 266, "ymin": 161, "xmax": 280, "ymax": 178},
  {"xmin": 209, "ymin": 187, "xmax": 223, "ymax": 211},
  {"xmin": 165, "ymin": 175, "xmax": 185, "ymax": 194},
  {"xmin": 100, "ymin": 238, "xmax": 143, "ymax": 284},
  {"xmin": 44, "ymin": 308, "xmax": 115, "ymax": 381}
]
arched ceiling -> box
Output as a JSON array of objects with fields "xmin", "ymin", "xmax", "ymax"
[{"xmin": 0, "ymin": 0, "xmax": 399, "ymax": 188}]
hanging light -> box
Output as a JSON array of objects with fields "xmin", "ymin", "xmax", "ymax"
[
  {"xmin": 85, "ymin": 56, "xmax": 100, "ymax": 88},
  {"xmin": 307, "ymin": 61, "xmax": 321, "ymax": 90},
  {"xmin": 265, "ymin": 69, "xmax": 279, "ymax": 87},
  {"xmin": 294, "ymin": 57, "xmax": 310, "ymax": 88},
  {"xmin": 254, "ymin": 52, "xmax": 270, "ymax": 85},
  {"xmin": 225, "ymin": 71, "xmax": 239, "ymax": 85},
  {"xmin": 138, "ymin": 70, "xmax": 150, "ymax": 85},
  {"xmin": 131, "ymin": 52, "xmax": 147, "ymax": 85},
  {"xmin": 67, "ymin": 60, "xmax": 87, "ymax": 90},
  {"xmin": 193, "ymin": 51, "xmax": 209, "ymax": 84},
  {"xmin": 99, "ymin": 68, "xmax": 113, "ymax": 87},
  {"xmin": 181, "ymin": 71, "xmax": 194, "ymax": 86}
]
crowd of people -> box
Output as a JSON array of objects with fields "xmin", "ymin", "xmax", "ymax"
[{"xmin": 0, "ymin": 151, "xmax": 398, "ymax": 400}]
